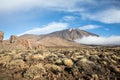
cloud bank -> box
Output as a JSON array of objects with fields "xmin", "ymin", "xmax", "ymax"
[
  {"xmin": 0, "ymin": 0, "xmax": 84, "ymax": 12},
  {"xmin": 0, "ymin": 0, "xmax": 120, "ymax": 24},
  {"xmin": 81, "ymin": 9, "xmax": 120, "ymax": 24},
  {"xmin": 1, "ymin": 0, "xmax": 119, "ymax": 12},
  {"xmin": 18, "ymin": 22, "xmax": 68, "ymax": 36},
  {"xmin": 79, "ymin": 25, "xmax": 101, "ymax": 30},
  {"xmin": 75, "ymin": 36, "xmax": 120, "ymax": 46}
]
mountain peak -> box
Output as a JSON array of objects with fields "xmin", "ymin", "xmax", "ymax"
[{"xmin": 69, "ymin": 28, "xmax": 75, "ymax": 32}]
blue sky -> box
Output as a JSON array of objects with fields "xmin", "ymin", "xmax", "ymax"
[{"xmin": 0, "ymin": 0, "xmax": 120, "ymax": 40}]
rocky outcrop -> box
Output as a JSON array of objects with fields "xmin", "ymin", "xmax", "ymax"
[
  {"xmin": 10, "ymin": 35, "xmax": 18, "ymax": 43},
  {"xmin": 9, "ymin": 35, "xmax": 32, "ymax": 49},
  {"xmin": 21, "ymin": 39, "xmax": 32, "ymax": 49},
  {"xmin": 0, "ymin": 31, "xmax": 4, "ymax": 42}
]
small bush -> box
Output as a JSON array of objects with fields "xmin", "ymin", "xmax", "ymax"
[
  {"xmin": 45, "ymin": 64, "xmax": 62, "ymax": 73},
  {"xmin": 63, "ymin": 58, "xmax": 74, "ymax": 67}
]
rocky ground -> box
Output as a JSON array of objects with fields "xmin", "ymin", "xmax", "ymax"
[{"xmin": 0, "ymin": 47, "xmax": 120, "ymax": 80}]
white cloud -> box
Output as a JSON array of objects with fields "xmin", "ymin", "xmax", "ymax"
[
  {"xmin": 79, "ymin": 25, "xmax": 101, "ymax": 30},
  {"xmin": 0, "ymin": 0, "xmax": 85, "ymax": 12},
  {"xmin": 75, "ymin": 36, "xmax": 120, "ymax": 46},
  {"xmin": 62, "ymin": 16, "xmax": 76, "ymax": 21},
  {"xmin": 82, "ymin": 9, "xmax": 120, "ymax": 24},
  {"xmin": 1, "ymin": 0, "xmax": 119, "ymax": 24},
  {"xmin": 18, "ymin": 22, "xmax": 68, "ymax": 36}
]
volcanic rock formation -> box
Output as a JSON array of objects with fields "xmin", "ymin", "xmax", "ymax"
[
  {"xmin": 0, "ymin": 31, "xmax": 4, "ymax": 42},
  {"xmin": 21, "ymin": 39, "xmax": 32, "ymax": 49},
  {"xmin": 10, "ymin": 35, "xmax": 18, "ymax": 43}
]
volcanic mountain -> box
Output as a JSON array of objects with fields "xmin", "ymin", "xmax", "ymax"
[
  {"xmin": 19, "ymin": 28, "xmax": 98, "ymax": 47},
  {"xmin": 40, "ymin": 28, "xmax": 99, "ymax": 41}
]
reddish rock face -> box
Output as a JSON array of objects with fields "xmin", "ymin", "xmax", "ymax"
[
  {"xmin": 10, "ymin": 35, "xmax": 18, "ymax": 43},
  {"xmin": 9, "ymin": 35, "xmax": 32, "ymax": 49},
  {"xmin": 22, "ymin": 39, "xmax": 32, "ymax": 49},
  {"xmin": 0, "ymin": 31, "xmax": 4, "ymax": 42}
]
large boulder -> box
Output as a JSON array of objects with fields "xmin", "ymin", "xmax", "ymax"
[{"xmin": 0, "ymin": 31, "xmax": 4, "ymax": 42}]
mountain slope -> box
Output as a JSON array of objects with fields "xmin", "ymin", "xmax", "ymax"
[
  {"xmin": 19, "ymin": 34, "xmax": 40, "ymax": 40},
  {"xmin": 36, "ymin": 36, "xmax": 84, "ymax": 47}
]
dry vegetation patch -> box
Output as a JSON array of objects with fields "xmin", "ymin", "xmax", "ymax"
[{"xmin": 0, "ymin": 47, "xmax": 120, "ymax": 80}]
